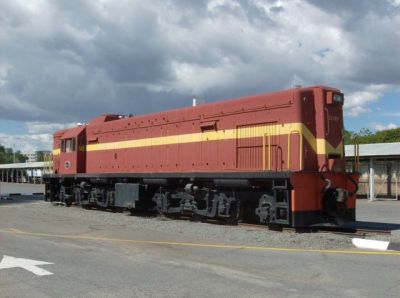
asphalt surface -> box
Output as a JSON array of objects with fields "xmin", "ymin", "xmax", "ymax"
[
  {"xmin": 356, "ymin": 199, "xmax": 400, "ymax": 224},
  {"xmin": 1, "ymin": 197, "xmax": 400, "ymax": 297}
]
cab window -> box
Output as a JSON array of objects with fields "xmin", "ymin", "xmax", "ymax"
[{"xmin": 61, "ymin": 138, "xmax": 76, "ymax": 152}]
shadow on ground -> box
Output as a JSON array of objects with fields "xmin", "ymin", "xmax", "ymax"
[
  {"xmin": 326, "ymin": 220, "xmax": 400, "ymax": 232},
  {"xmin": 0, "ymin": 195, "xmax": 44, "ymax": 205},
  {"xmin": 352, "ymin": 221, "xmax": 400, "ymax": 231}
]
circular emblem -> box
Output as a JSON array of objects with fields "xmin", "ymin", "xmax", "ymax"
[{"xmin": 64, "ymin": 160, "xmax": 71, "ymax": 169}]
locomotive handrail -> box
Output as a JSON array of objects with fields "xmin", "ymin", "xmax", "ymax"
[
  {"xmin": 287, "ymin": 130, "xmax": 303, "ymax": 170},
  {"xmin": 324, "ymin": 107, "xmax": 330, "ymax": 136},
  {"xmin": 262, "ymin": 133, "xmax": 271, "ymax": 171}
]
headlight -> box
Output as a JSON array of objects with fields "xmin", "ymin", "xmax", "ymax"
[{"xmin": 333, "ymin": 94, "xmax": 343, "ymax": 104}]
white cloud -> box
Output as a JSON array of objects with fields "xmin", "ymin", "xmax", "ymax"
[
  {"xmin": 26, "ymin": 121, "xmax": 76, "ymax": 134},
  {"xmin": 389, "ymin": 0, "xmax": 400, "ymax": 7},
  {"xmin": 1, "ymin": 0, "xmax": 400, "ymax": 150},
  {"xmin": 0, "ymin": 133, "xmax": 52, "ymax": 153},
  {"xmin": 207, "ymin": 0, "xmax": 241, "ymax": 12},
  {"xmin": 0, "ymin": 121, "xmax": 76, "ymax": 153},
  {"xmin": 383, "ymin": 112, "xmax": 400, "ymax": 117},
  {"xmin": 373, "ymin": 123, "xmax": 398, "ymax": 131},
  {"xmin": 344, "ymin": 84, "xmax": 388, "ymax": 117}
]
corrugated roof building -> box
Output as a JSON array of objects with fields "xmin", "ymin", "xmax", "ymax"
[
  {"xmin": 345, "ymin": 142, "xmax": 400, "ymax": 158},
  {"xmin": 345, "ymin": 142, "xmax": 400, "ymax": 200},
  {"xmin": 0, "ymin": 162, "xmax": 48, "ymax": 184}
]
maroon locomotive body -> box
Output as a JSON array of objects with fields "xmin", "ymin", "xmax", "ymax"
[{"xmin": 45, "ymin": 86, "xmax": 358, "ymax": 227}]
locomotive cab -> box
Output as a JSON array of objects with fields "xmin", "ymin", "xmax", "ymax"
[{"xmin": 58, "ymin": 125, "xmax": 87, "ymax": 175}]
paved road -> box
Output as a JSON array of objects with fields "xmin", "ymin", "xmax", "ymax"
[
  {"xmin": 1, "ymin": 200, "xmax": 400, "ymax": 297},
  {"xmin": 357, "ymin": 199, "xmax": 400, "ymax": 224}
]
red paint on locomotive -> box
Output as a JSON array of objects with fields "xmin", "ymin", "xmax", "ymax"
[{"xmin": 47, "ymin": 86, "xmax": 358, "ymax": 227}]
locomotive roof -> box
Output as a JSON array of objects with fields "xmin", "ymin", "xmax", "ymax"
[
  {"xmin": 61, "ymin": 125, "xmax": 86, "ymax": 139},
  {"xmin": 57, "ymin": 85, "xmax": 341, "ymax": 133},
  {"xmin": 87, "ymin": 85, "xmax": 339, "ymax": 124}
]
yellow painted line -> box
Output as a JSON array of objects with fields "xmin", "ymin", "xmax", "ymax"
[
  {"xmin": 52, "ymin": 122, "xmax": 342, "ymax": 157},
  {"xmin": 1, "ymin": 228, "xmax": 399, "ymax": 256},
  {"xmin": 8, "ymin": 228, "xmax": 23, "ymax": 233}
]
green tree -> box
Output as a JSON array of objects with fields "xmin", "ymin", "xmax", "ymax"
[
  {"xmin": 0, "ymin": 144, "xmax": 27, "ymax": 163},
  {"xmin": 346, "ymin": 128, "xmax": 400, "ymax": 144},
  {"xmin": 35, "ymin": 151, "xmax": 51, "ymax": 162},
  {"xmin": 343, "ymin": 129, "xmax": 354, "ymax": 145},
  {"xmin": 15, "ymin": 151, "xmax": 28, "ymax": 163},
  {"xmin": 0, "ymin": 145, "xmax": 13, "ymax": 163},
  {"xmin": 36, "ymin": 151, "xmax": 44, "ymax": 162}
]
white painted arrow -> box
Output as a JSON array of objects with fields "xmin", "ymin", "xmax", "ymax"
[{"xmin": 0, "ymin": 255, "xmax": 54, "ymax": 276}]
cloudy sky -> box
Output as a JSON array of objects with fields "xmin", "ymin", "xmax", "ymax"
[{"xmin": 1, "ymin": 0, "xmax": 400, "ymax": 152}]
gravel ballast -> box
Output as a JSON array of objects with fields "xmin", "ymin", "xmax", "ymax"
[
  {"xmin": 2, "ymin": 197, "xmax": 399, "ymax": 250},
  {"xmin": 6, "ymin": 199, "xmax": 395, "ymax": 251}
]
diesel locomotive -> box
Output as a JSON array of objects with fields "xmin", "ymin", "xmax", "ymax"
[{"xmin": 44, "ymin": 86, "xmax": 358, "ymax": 227}]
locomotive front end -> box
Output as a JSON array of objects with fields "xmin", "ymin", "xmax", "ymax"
[{"xmin": 288, "ymin": 87, "xmax": 358, "ymax": 227}]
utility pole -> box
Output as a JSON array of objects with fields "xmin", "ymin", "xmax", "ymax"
[{"xmin": 13, "ymin": 144, "xmax": 16, "ymax": 164}]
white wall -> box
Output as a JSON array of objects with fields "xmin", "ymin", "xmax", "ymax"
[{"xmin": 0, "ymin": 182, "xmax": 44, "ymax": 195}]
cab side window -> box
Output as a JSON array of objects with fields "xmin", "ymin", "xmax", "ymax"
[{"xmin": 61, "ymin": 138, "xmax": 76, "ymax": 153}]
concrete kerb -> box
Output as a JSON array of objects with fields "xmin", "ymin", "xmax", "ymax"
[{"xmin": 352, "ymin": 238, "xmax": 400, "ymax": 251}]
